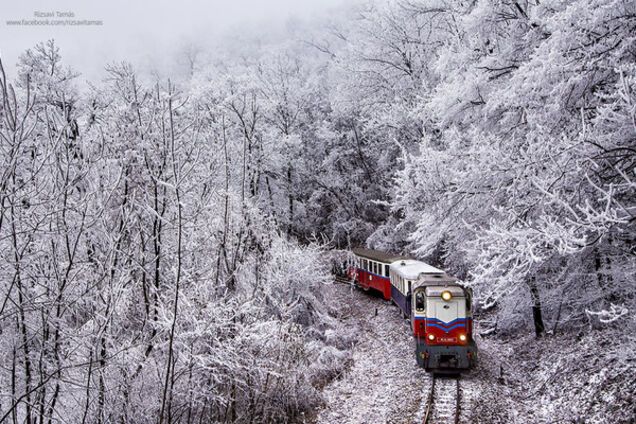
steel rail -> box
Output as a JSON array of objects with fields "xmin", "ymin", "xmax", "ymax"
[{"xmin": 422, "ymin": 376, "xmax": 436, "ymax": 423}]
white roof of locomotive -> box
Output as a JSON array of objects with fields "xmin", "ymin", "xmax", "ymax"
[
  {"xmin": 389, "ymin": 259, "xmax": 444, "ymax": 280},
  {"xmin": 425, "ymin": 285, "xmax": 465, "ymax": 296}
]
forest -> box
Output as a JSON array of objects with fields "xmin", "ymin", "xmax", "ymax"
[{"xmin": 0, "ymin": 0, "xmax": 634, "ymax": 422}]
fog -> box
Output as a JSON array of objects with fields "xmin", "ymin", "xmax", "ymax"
[{"xmin": 0, "ymin": 0, "xmax": 350, "ymax": 81}]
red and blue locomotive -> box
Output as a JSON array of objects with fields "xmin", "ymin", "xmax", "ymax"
[{"xmin": 350, "ymin": 249, "xmax": 477, "ymax": 371}]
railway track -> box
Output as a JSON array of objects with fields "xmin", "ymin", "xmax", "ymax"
[
  {"xmin": 421, "ymin": 374, "xmax": 461, "ymax": 424},
  {"xmin": 334, "ymin": 275, "xmax": 352, "ymax": 285}
]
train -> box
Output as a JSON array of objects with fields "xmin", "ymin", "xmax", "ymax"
[{"xmin": 347, "ymin": 248, "xmax": 477, "ymax": 372}]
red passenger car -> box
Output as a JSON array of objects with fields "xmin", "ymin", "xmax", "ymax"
[{"xmin": 349, "ymin": 248, "xmax": 409, "ymax": 301}]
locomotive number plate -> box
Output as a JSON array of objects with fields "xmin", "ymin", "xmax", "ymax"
[{"xmin": 439, "ymin": 337, "xmax": 457, "ymax": 343}]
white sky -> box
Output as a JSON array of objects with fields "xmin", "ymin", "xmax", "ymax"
[{"xmin": 0, "ymin": 0, "xmax": 351, "ymax": 81}]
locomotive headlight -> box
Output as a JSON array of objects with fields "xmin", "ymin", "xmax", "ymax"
[
  {"xmin": 427, "ymin": 334, "xmax": 435, "ymax": 341},
  {"xmin": 441, "ymin": 290, "xmax": 452, "ymax": 301},
  {"xmin": 459, "ymin": 334, "xmax": 467, "ymax": 342}
]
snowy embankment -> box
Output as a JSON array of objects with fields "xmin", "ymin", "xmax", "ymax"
[
  {"xmin": 470, "ymin": 333, "xmax": 636, "ymax": 424},
  {"xmin": 315, "ymin": 282, "xmax": 428, "ymax": 424}
]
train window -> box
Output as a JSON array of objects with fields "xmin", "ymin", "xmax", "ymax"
[
  {"xmin": 415, "ymin": 291, "xmax": 425, "ymax": 312},
  {"xmin": 362, "ymin": 259, "xmax": 367, "ymax": 270},
  {"xmin": 384, "ymin": 264, "xmax": 389, "ymax": 277}
]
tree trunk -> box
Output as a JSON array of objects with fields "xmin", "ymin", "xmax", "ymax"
[
  {"xmin": 528, "ymin": 277, "xmax": 545, "ymax": 338},
  {"xmin": 287, "ymin": 164, "xmax": 293, "ymax": 236}
]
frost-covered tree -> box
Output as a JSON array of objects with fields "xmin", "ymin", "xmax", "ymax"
[
  {"xmin": 375, "ymin": 0, "xmax": 636, "ymax": 335},
  {"xmin": 0, "ymin": 42, "xmax": 348, "ymax": 423}
]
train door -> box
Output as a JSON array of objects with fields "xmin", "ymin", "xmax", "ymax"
[
  {"xmin": 412, "ymin": 288, "xmax": 426, "ymax": 338},
  {"xmin": 413, "ymin": 289, "xmax": 426, "ymax": 316}
]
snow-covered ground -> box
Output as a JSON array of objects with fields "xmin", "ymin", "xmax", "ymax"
[
  {"xmin": 469, "ymin": 333, "xmax": 636, "ymax": 423},
  {"xmin": 316, "ymin": 283, "xmax": 429, "ymax": 424}
]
